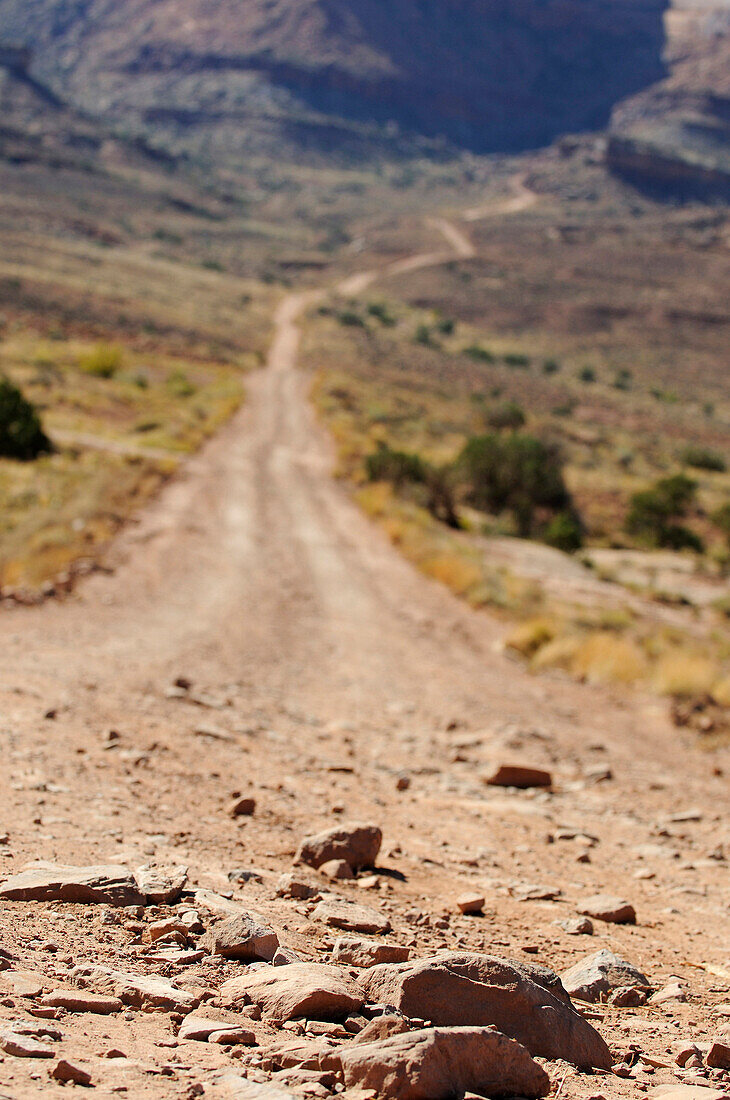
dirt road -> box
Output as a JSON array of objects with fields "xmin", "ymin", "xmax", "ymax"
[{"xmin": 0, "ymin": 215, "xmax": 728, "ymax": 1098}]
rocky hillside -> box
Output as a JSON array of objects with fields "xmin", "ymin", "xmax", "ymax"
[
  {"xmin": 608, "ymin": 1, "xmax": 730, "ymax": 197},
  {"xmin": 0, "ymin": 0, "xmax": 668, "ymax": 161}
]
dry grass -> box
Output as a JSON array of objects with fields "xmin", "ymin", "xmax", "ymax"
[{"xmin": 652, "ymin": 652, "xmax": 720, "ymax": 697}]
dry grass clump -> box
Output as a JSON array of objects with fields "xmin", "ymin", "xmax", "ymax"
[
  {"xmin": 652, "ymin": 652, "xmax": 719, "ymax": 697},
  {"xmin": 422, "ymin": 553, "xmax": 482, "ymax": 595},
  {"xmin": 505, "ymin": 618, "xmax": 557, "ymax": 658},
  {"xmin": 571, "ymin": 632, "xmax": 648, "ymax": 685}
]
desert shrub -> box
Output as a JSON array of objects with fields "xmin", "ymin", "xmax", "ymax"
[
  {"xmin": 79, "ymin": 343, "xmax": 123, "ymax": 378},
  {"xmin": 653, "ymin": 652, "xmax": 718, "ymax": 697},
  {"xmin": 680, "ymin": 445, "xmax": 726, "ymax": 472},
  {"xmin": 365, "ymin": 442, "xmax": 427, "ymax": 488},
  {"xmin": 712, "ymin": 502, "xmax": 730, "ymax": 545},
  {"xmin": 366, "ymin": 302, "xmax": 396, "ymax": 327},
  {"xmin": 579, "ymin": 366, "xmax": 596, "ymax": 383},
  {"xmin": 625, "ymin": 473, "xmax": 702, "ymax": 551},
  {"xmin": 485, "ymin": 401, "xmax": 525, "ymax": 432},
  {"xmin": 543, "ymin": 510, "xmax": 583, "ymax": 552},
  {"xmin": 571, "ymin": 633, "xmax": 648, "ymax": 685},
  {"xmin": 458, "ymin": 432, "xmax": 572, "ymax": 538},
  {"xmin": 0, "ymin": 375, "xmax": 52, "ymax": 460},
  {"xmin": 435, "ymin": 317, "xmax": 455, "ymax": 336},
  {"xmin": 504, "ymin": 352, "xmax": 530, "ymax": 368},
  {"xmin": 543, "ymin": 358, "xmax": 561, "ymax": 374},
  {"xmin": 462, "ymin": 344, "xmax": 495, "ymax": 364},
  {"xmin": 613, "ymin": 368, "xmax": 632, "ymax": 391},
  {"xmin": 505, "ymin": 617, "xmax": 557, "ymax": 658},
  {"xmin": 414, "ymin": 324, "xmax": 434, "ymax": 346},
  {"xmin": 336, "ymin": 309, "xmax": 364, "ymax": 328},
  {"xmin": 365, "ymin": 442, "xmax": 458, "ymax": 528},
  {"xmin": 166, "ymin": 369, "xmax": 197, "ymax": 398}
]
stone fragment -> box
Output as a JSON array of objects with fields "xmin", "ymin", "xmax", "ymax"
[
  {"xmin": 259, "ymin": 1038, "xmax": 337, "ymax": 1071},
  {"xmin": 561, "ymin": 950, "xmax": 650, "ymax": 1003},
  {"xmin": 147, "ymin": 918, "xmax": 190, "ymax": 943},
  {"xmin": 319, "ymin": 859, "xmax": 354, "ymax": 880},
  {"xmin": 360, "ymin": 951, "xmax": 611, "ymax": 1069},
  {"xmin": 179, "ymin": 1015, "xmax": 256, "ymax": 1045},
  {"xmin": 72, "ymin": 965, "xmax": 198, "ymax": 1012},
  {"xmin": 230, "ymin": 797, "xmax": 256, "ymax": 818},
  {"xmin": 511, "ymin": 884, "xmax": 561, "ymax": 902},
  {"xmin": 707, "ymin": 1040, "xmax": 730, "ymax": 1069},
  {"xmin": 578, "ymin": 895, "xmax": 636, "ymax": 924},
  {"xmin": 353, "ymin": 1016, "xmax": 412, "ymax": 1045},
  {"xmin": 335, "ymin": 1025, "xmax": 550, "ymax": 1099},
  {"xmin": 52, "ymin": 1060, "xmax": 92, "ymax": 1086},
  {"xmin": 650, "ymin": 981, "xmax": 687, "ymax": 1006},
  {"xmin": 0, "ymin": 862, "xmax": 144, "ymax": 906},
  {"xmin": 135, "ymin": 864, "xmax": 188, "ymax": 903},
  {"xmin": 650, "ymin": 1088, "xmax": 727, "ymax": 1100},
  {"xmin": 0, "ymin": 1025, "xmax": 56, "ymax": 1058},
  {"xmin": 456, "ymin": 894, "xmax": 484, "ymax": 915},
  {"xmin": 609, "ymin": 986, "xmax": 648, "ymax": 1008},
  {"xmin": 485, "ymin": 765, "xmax": 552, "ymax": 789},
  {"xmin": 296, "ymin": 824, "xmax": 382, "ymax": 871},
  {"xmin": 276, "ymin": 873, "xmax": 320, "ymax": 900},
  {"xmin": 273, "ymin": 947, "xmax": 304, "ymax": 966},
  {"xmin": 558, "ymin": 917, "xmax": 593, "ymax": 936},
  {"xmin": 215, "ymin": 1076, "xmax": 298, "ymax": 1099},
  {"xmin": 221, "ymin": 962, "xmax": 363, "ymax": 1022},
  {"xmin": 332, "ymin": 937, "xmax": 410, "ymax": 968},
  {"xmin": 42, "ymin": 989, "xmax": 123, "ymax": 1014},
  {"xmin": 0, "ymin": 970, "xmax": 46, "ymax": 997},
  {"xmin": 202, "ymin": 913, "xmax": 279, "ymax": 961},
  {"xmin": 313, "ymin": 898, "xmax": 391, "ymax": 935}
]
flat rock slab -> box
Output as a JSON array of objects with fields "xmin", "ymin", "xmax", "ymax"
[
  {"xmin": 335, "ymin": 1025, "xmax": 550, "ymax": 1100},
  {"xmin": 332, "ymin": 937, "xmax": 410, "ymax": 968},
  {"xmin": 485, "ymin": 764, "xmax": 552, "ymax": 789},
  {"xmin": 0, "ymin": 861, "xmax": 187, "ymax": 906},
  {"xmin": 179, "ymin": 1015, "xmax": 256, "ymax": 1045},
  {"xmin": 202, "ymin": 912, "xmax": 279, "ymax": 961},
  {"xmin": 360, "ymin": 951, "xmax": 611, "ymax": 1070},
  {"xmin": 651, "ymin": 1089, "xmax": 729, "ymax": 1100},
  {"xmin": 296, "ymin": 823, "xmax": 382, "ymax": 871},
  {"xmin": 0, "ymin": 1023, "xmax": 60, "ymax": 1059},
  {"xmin": 0, "ymin": 862, "xmax": 144, "ymax": 906},
  {"xmin": 579, "ymin": 894, "xmax": 637, "ymax": 924},
  {"xmin": 72, "ymin": 964, "xmax": 199, "ymax": 1012},
  {"xmin": 562, "ymin": 949, "xmax": 650, "ymax": 1003},
  {"xmin": 221, "ymin": 962, "xmax": 363, "ymax": 1022},
  {"xmin": 313, "ymin": 898, "xmax": 391, "ymax": 935},
  {"xmin": 215, "ymin": 1076, "xmax": 298, "ymax": 1099},
  {"xmin": 0, "ymin": 969, "xmax": 46, "ymax": 998},
  {"xmin": 42, "ymin": 989, "xmax": 123, "ymax": 1014}
]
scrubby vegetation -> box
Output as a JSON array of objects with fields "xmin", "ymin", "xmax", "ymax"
[
  {"xmin": 0, "ymin": 376, "xmax": 52, "ymax": 460},
  {"xmin": 625, "ymin": 474, "xmax": 703, "ymax": 552}
]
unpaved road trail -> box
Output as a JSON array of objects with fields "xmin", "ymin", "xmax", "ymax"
[{"xmin": 0, "ymin": 216, "xmax": 728, "ymax": 1099}]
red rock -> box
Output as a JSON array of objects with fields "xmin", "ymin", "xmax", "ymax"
[
  {"xmin": 332, "ymin": 937, "xmax": 410, "ymax": 968},
  {"xmin": 0, "ymin": 862, "xmax": 144, "ymax": 906},
  {"xmin": 706, "ymin": 1040, "xmax": 730, "ymax": 1069},
  {"xmin": 52, "ymin": 1060, "xmax": 92, "ymax": 1086},
  {"xmin": 230, "ymin": 797, "xmax": 256, "ymax": 818},
  {"xmin": 319, "ymin": 859, "xmax": 355, "ymax": 880},
  {"xmin": 484, "ymin": 765, "xmax": 552, "ymax": 789},
  {"xmin": 456, "ymin": 894, "xmax": 484, "ymax": 915},
  {"xmin": 335, "ymin": 1026, "xmax": 550, "ymax": 1099},
  {"xmin": 42, "ymin": 989, "xmax": 123, "ymax": 1014},
  {"xmin": 578, "ymin": 895, "xmax": 636, "ymax": 924},
  {"xmin": 221, "ymin": 962, "xmax": 363, "ymax": 1023},
  {"xmin": 72, "ymin": 964, "xmax": 198, "ymax": 1012},
  {"xmin": 296, "ymin": 824, "xmax": 382, "ymax": 871},
  {"xmin": 201, "ymin": 913, "xmax": 279, "ymax": 961},
  {"xmin": 359, "ymin": 951, "xmax": 611, "ymax": 1069},
  {"xmin": 313, "ymin": 898, "xmax": 391, "ymax": 935}
]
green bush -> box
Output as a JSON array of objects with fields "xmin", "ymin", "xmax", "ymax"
[
  {"xmin": 543, "ymin": 511, "xmax": 583, "ymax": 552},
  {"xmin": 365, "ymin": 442, "xmax": 427, "ymax": 488},
  {"xmin": 579, "ymin": 366, "xmax": 596, "ymax": 383},
  {"xmin": 336, "ymin": 309, "xmax": 365, "ymax": 328},
  {"xmin": 680, "ymin": 445, "xmax": 726, "ymax": 472},
  {"xmin": 485, "ymin": 401, "xmax": 526, "ymax": 432},
  {"xmin": 625, "ymin": 473, "xmax": 702, "ymax": 550},
  {"xmin": 543, "ymin": 359, "xmax": 561, "ymax": 374},
  {"xmin": 166, "ymin": 369, "xmax": 197, "ymax": 398},
  {"xmin": 504, "ymin": 353, "xmax": 530, "ymax": 369},
  {"xmin": 458, "ymin": 432, "xmax": 571, "ymax": 537},
  {"xmin": 0, "ymin": 375, "xmax": 52, "ymax": 460},
  {"xmin": 462, "ymin": 345, "xmax": 495, "ymax": 364},
  {"xmin": 414, "ymin": 324, "xmax": 434, "ymax": 346},
  {"xmin": 365, "ymin": 442, "xmax": 458, "ymax": 528},
  {"xmin": 366, "ymin": 302, "xmax": 396, "ymax": 327},
  {"xmin": 711, "ymin": 502, "xmax": 730, "ymax": 545}
]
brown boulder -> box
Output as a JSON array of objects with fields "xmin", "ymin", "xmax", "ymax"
[
  {"xmin": 578, "ymin": 895, "xmax": 636, "ymax": 924},
  {"xmin": 335, "ymin": 1026, "xmax": 550, "ymax": 1099},
  {"xmin": 313, "ymin": 898, "xmax": 391, "ymax": 935},
  {"xmin": 221, "ymin": 963, "xmax": 363, "ymax": 1023},
  {"xmin": 561, "ymin": 949, "xmax": 649, "ymax": 1003},
  {"xmin": 202, "ymin": 913, "xmax": 279, "ymax": 961},
  {"xmin": 484, "ymin": 765, "xmax": 552, "ymax": 789},
  {"xmin": 332, "ymin": 937, "xmax": 410, "ymax": 968},
  {"xmin": 72, "ymin": 965, "xmax": 198, "ymax": 1013},
  {"xmin": 296, "ymin": 824, "xmax": 382, "ymax": 871},
  {"xmin": 360, "ymin": 952, "xmax": 611, "ymax": 1069}
]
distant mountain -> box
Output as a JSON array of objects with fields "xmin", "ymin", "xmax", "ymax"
[{"xmin": 0, "ymin": 0, "xmax": 669, "ymax": 162}]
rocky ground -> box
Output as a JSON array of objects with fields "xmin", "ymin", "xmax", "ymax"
[{"xmin": 0, "ymin": 227, "xmax": 729, "ymax": 1100}]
